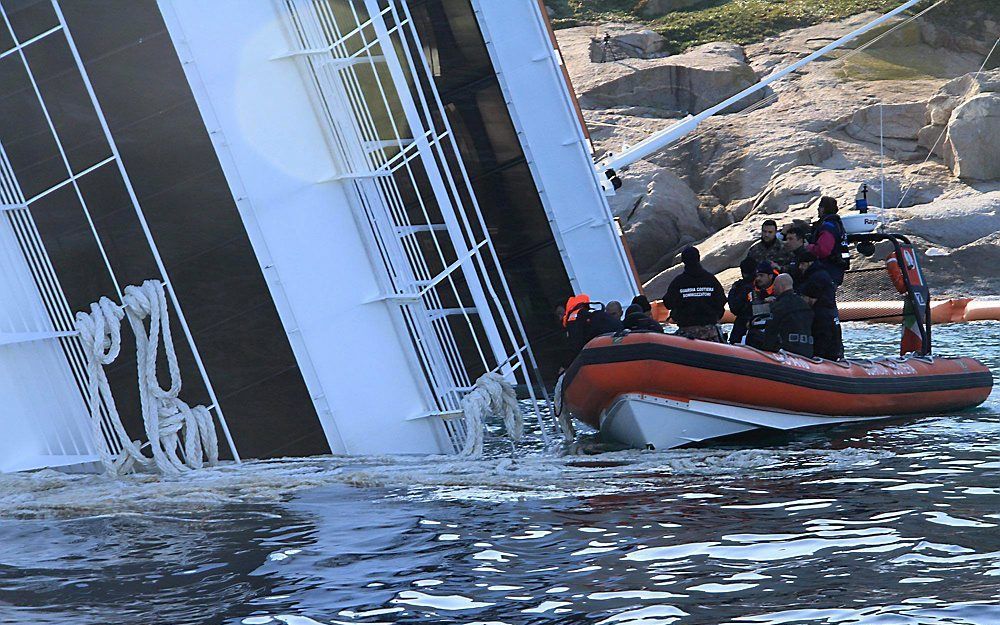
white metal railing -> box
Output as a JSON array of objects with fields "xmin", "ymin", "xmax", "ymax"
[
  {"xmin": 276, "ymin": 0, "xmax": 552, "ymax": 451},
  {"xmin": 0, "ymin": 0, "xmax": 240, "ymax": 464}
]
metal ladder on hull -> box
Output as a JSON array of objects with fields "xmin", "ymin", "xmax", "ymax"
[{"xmin": 275, "ymin": 0, "xmax": 551, "ymax": 451}]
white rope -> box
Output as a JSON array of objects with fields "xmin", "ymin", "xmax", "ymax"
[
  {"xmin": 74, "ymin": 280, "xmax": 219, "ymax": 476},
  {"xmin": 458, "ymin": 373, "xmax": 523, "ymax": 458},
  {"xmin": 553, "ymin": 373, "xmax": 576, "ymax": 443}
]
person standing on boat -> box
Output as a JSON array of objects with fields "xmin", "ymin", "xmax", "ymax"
[
  {"xmin": 763, "ymin": 273, "xmax": 814, "ymax": 357},
  {"xmin": 663, "ymin": 246, "xmax": 726, "ymax": 342},
  {"xmin": 744, "ymin": 262, "xmax": 779, "ymax": 349},
  {"xmin": 807, "ymin": 197, "xmax": 850, "ymax": 285},
  {"xmin": 745, "ymin": 219, "xmax": 787, "ymax": 267},
  {"xmin": 795, "ymin": 249, "xmax": 844, "ymax": 360},
  {"xmin": 727, "ymin": 258, "xmax": 757, "ymax": 344}
]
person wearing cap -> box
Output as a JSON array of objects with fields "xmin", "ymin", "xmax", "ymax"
[
  {"xmin": 623, "ymin": 295, "xmax": 664, "ymax": 333},
  {"xmin": 807, "ymin": 196, "xmax": 850, "ymax": 285},
  {"xmin": 663, "ymin": 246, "xmax": 726, "ymax": 342},
  {"xmin": 744, "ymin": 261, "xmax": 780, "ymax": 349},
  {"xmin": 763, "ymin": 273, "xmax": 814, "ymax": 357},
  {"xmin": 795, "ymin": 248, "xmax": 843, "ymax": 360},
  {"xmin": 727, "ymin": 257, "xmax": 757, "ymax": 344}
]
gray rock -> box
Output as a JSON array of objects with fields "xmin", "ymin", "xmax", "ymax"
[
  {"xmin": 885, "ymin": 192, "xmax": 1000, "ymax": 249},
  {"xmin": 590, "ymin": 30, "xmax": 668, "ymax": 62},
  {"xmin": 944, "ymin": 94, "xmax": 1000, "ymax": 181},
  {"xmin": 610, "ymin": 168, "xmax": 709, "ymax": 277},
  {"xmin": 572, "ymin": 42, "xmax": 762, "ymax": 114},
  {"xmin": 846, "ymin": 102, "xmax": 926, "ymax": 141}
]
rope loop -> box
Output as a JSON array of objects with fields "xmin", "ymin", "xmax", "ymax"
[
  {"xmin": 458, "ymin": 373, "xmax": 524, "ymax": 458},
  {"xmin": 73, "ymin": 280, "xmax": 219, "ymax": 476}
]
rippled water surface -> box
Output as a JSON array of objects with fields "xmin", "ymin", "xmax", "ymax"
[{"xmin": 1, "ymin": 323, "xmax": 998, "ymax": 625}]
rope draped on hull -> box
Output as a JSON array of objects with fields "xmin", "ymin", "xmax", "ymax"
[
  {"xmin": 74, "ymin": 280, "xmax": 218, "ymax": 476},
  {"xmin": 458, "ymin": 372, "xmax": 523, "ymax": 457}
]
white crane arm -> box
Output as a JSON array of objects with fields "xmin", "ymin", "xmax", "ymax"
[{"xmin": 596, "ymin": 0, "xmax": 922, "ymax": 181}]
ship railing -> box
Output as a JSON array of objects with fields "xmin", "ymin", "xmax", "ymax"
[{"xmin": 275, "ymin": 0, "xmax": 553, "ymax": 452}]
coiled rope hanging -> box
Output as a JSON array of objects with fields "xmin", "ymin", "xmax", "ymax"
[
  {"xmin": 74, "ymin": 280, "xmax": 218, "ymax": 476},
  {"xmin": 458, "ymin": 372, "xmax": 523, "ymax": 457}
]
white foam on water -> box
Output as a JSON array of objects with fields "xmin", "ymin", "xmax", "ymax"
[{"xmin": 0, "ymin": 445, "xmax": 895, "ymax": 518}]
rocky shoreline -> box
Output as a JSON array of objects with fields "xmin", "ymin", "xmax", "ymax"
[{"xmin": 556, "ymin": 11, "xmax": 1000, "ymax": 297}]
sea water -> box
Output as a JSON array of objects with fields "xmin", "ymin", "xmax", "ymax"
[{"xmin": 0, "ymin": 322, "xmax": 997, "ymax": 625}]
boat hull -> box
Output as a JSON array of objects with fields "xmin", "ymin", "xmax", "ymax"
[
  {"xmin": 601, "ymin": 393, "xmax": 891, "ymax": 450},
  {"xmin": 563, "ymin": 333, "xmax": 993, "ymax": 449}
]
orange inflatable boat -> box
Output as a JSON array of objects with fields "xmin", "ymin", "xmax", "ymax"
[{"xmin": 561, "ymin": 332, "xmax": 993, "ymax": 450}]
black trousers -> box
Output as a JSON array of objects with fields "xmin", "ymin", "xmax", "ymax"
[{"xmin": 813, "ymin": 317, "xmax": 843, "ymax": 360}]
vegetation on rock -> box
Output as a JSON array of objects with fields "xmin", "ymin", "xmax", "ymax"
[{"xmin": 547, "ymin": 0, "xmax": 999, "ymax": 56}]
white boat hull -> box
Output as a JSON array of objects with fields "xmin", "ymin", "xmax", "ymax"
[{"xmin": 599, "ymin": 393, "xmax": 891, "ymax": 450}]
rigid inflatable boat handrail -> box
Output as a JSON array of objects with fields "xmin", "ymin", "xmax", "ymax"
[{"xmin": 745, "ymin": 345, "xmax": 853, "ymax": 369}]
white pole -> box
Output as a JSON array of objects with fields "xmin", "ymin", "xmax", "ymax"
[{"xmin": 598, "ymin": 0, "xmax": 922, "ymax": 172}]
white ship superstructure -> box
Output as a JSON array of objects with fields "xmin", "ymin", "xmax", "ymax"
[{"xmin": 0, "ymin": 0, "xmax": 636, "ymax": 470}]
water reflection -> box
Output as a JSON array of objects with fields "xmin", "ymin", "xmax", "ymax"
[{"xmin": 0, "ymin": 323, "xmax": 995, "ymax": 624}]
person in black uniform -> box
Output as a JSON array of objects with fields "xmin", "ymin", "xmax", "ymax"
[
  {"xmin": 727, "ymin": 258, "xmax": 757, "ymax": 344},
  {"xmin": 795, "ymin": 249, "xmax": 843, "ymax": 360},
  {"xmin": 663, "ymin": 246, "xmax": 726, "ymax": 342},
  {"xmin": 763, "ymin": 273, "xmax": 814, "ymax": 357}
]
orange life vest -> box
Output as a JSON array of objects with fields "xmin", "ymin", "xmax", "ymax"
[{"xmin": 563, "ymin": 294, "xmax": 591, "ymax": 328}]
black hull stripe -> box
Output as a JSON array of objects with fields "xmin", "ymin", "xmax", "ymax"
[{"xmin": 564, "ymin": 343, "xmax": 994, "ymax": 396}]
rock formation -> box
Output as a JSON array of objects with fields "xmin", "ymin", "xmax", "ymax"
[
  {"xmin": 556, "ymin": 13, "xmax": 1000, "ymax": 296},
  {"xmin": 560, "ymin": 26, "xmax": 763, "ymax": 114}
]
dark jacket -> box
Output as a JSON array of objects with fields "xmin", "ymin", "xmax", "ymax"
[
  {"xmin": 664, "ymin": 265, "xmax": 726, "ymax": 327},
  {"xmin": 727, "ymin": 278, "xmax": 754, "ymax": 344},
  {"xmin": 623, "ymin": 305, "xmax": 664, "ymax": 333},
  {"xmin": 565, "ymin": 306, "xmax": 623, "ymax": 359},
  {"xmin": 586, "ymin": 309, "xmax": 624, "ymax": 339},
  {"xmin": 764, "ymin": 290, "xmax": 814, "ymax": 357},
  {"xmin": 810, "ymin": 215, "xmax": 850, "ymax": 285},
  {"xmin": 800, "ymin": 264, "xmax": 839, "ymax": 321}
]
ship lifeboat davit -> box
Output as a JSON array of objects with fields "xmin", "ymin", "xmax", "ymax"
[{"xmin": 561, "ymin": 333, "xmax": 994, "ymax": 450}]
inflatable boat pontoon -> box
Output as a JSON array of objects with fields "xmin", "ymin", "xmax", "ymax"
[{"xmin": 561, "ymin": 332, "xmax": 993, "ymax": 450}]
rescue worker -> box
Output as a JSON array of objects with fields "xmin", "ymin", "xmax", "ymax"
[
  {"xmin": 663, "ymin": 246, "xmax": 726, "ymax": 342},
  {"xmin": 562, "ymin": 294, "xmax": 622, "ymax": 356},
  {"xmin": 745, "ymin": 219, "xmax": 787, "ymax": 267},
  {"xmin": 781, "ymin": 225, "xmax": 809, "ymax": 286},
  {"xmin": 807, "ymin": 196, "xmax": 850, "ymax": 285},
  {"xmin": 745, "ymin": 262, "xmax": 779, "ymax": 349},
  {"xmin": 795, "ymin": 249, "xmax": 843, "ymax": 360},
  {"xmin": 763, "ymin": 273, "xmax": 814, "ymax": 357},
  {"xmin": 727, "ymin": 258, "xmax": 757, "ymax": 344},
  {"xmin": 605, "ymin": 300, "xmax": 624, "ymax": 323},
  {"xmin": 623, "ymin": 295, "xmax": 664, "ymax": 333}
]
